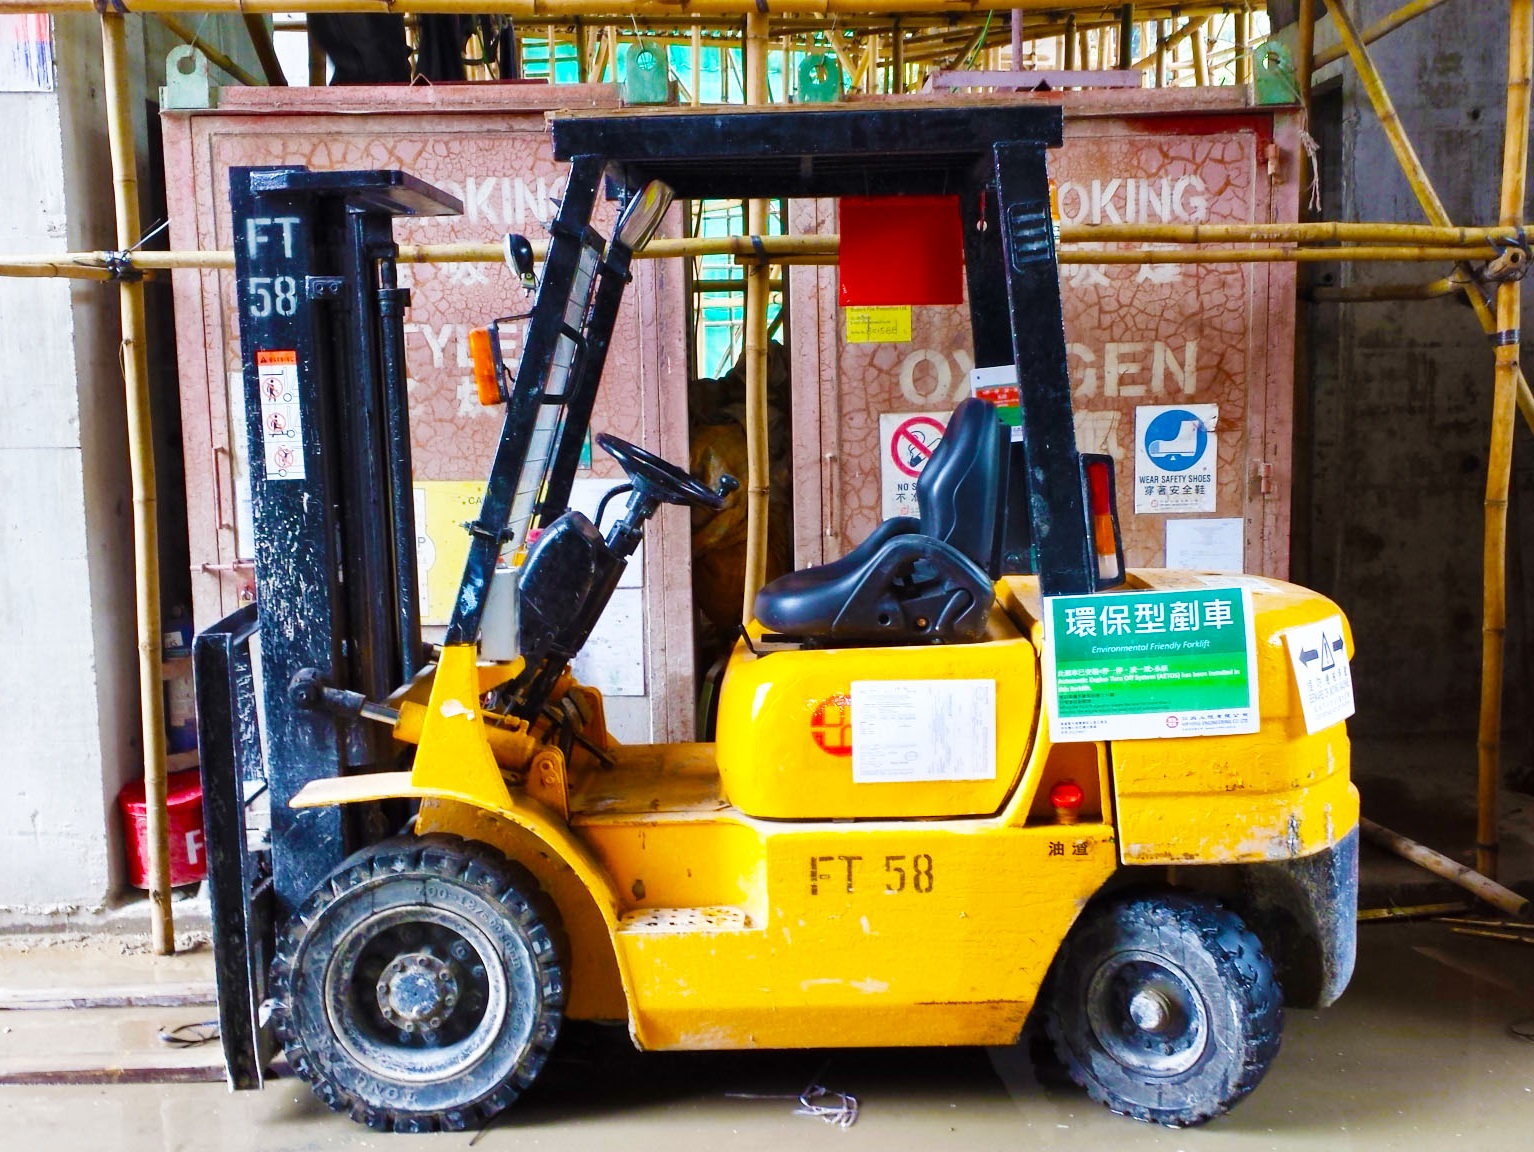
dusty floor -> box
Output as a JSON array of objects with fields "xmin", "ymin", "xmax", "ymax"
[{"xmin": 2, "ymin": 919, "xmax": 1532, "ymax": 1151}]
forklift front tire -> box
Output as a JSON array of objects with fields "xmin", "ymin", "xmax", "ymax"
[
  {"xmin": 270, "ymin": 834, "xmax": 565, "ymax": 1133},
  {"xmin": 1045, "ymin": 893, "xmax": 1282, "ymax": 1127}
]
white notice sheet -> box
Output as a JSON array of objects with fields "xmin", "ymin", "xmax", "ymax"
[{"xmin": 850, "ymin": 679, "xmax": 997, "ymax": 784}]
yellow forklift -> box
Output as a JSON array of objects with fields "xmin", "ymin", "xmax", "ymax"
[{"xmin": 197, "ymin": 102, "xmax": 1358, "ymax": 1134}]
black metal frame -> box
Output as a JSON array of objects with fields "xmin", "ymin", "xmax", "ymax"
[{"xmin": 541, "ymin": 103, "xmax": 1097, "ymax": 598}]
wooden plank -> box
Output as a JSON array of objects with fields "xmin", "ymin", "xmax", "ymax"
[
  {"xmin": 0, "ymin": 981, "xmax": 217, "ymax": 1011},
  {"xmin": 0, "ymin": 1060, "xmax": 225, "ymax": 1086}
]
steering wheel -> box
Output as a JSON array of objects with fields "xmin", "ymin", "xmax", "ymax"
[{"xmin": 596, "ymin": 432, "xmax": 734, "ymax": 511}]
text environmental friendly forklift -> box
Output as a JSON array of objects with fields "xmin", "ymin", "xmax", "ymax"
[{"xmin": 197, "ymin": 102, "xmax": 1358, "ymax": 1134}]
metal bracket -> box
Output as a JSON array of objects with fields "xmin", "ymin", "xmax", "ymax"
[
  {"xmin": 160, "ymin": 45, "xmax": 216, "ymax": 111},
  {"xmin": 306, "ymin": 275, "xmax": 346, "ymax": 300}
]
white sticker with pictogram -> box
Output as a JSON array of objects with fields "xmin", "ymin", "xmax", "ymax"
[
  {"xmin": 256, "ymin": 349, "xmax": 305, "ymax": 481},
  {"xmin": 1285, "ymin": 615, "xmax": 1355, "ymax": 734}
]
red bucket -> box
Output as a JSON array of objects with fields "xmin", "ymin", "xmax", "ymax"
[{"xmin": 118, "ymin": 769, "xmax": 207, "ymax": 888}]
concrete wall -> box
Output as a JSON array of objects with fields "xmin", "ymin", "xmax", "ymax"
[
  {"xmin": 1303, "ymin": 0, "xmax": 1534, "ymax": 752},
  {"xmin": 0, "ymin": 15, "xmax": 262, "ymax": 920}
]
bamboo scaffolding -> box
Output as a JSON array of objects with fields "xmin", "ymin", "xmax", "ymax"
[
  {"xmin": 0, "ymin": 0, "xmax": 1267, "ymax": 14},
  {"xmin": 102, "ymin": 12, "xmax": 174, "ymax": 956},
  {"xmin": 1323, "ymin": 0, "xmax": 1532, "ymax": 879}
]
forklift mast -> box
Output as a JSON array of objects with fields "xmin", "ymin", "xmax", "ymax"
[{"xmin": 196, "ymin": 169, "xmax": 460, "ymax": 1086}]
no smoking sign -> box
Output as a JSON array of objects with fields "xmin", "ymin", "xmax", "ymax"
[{"xmin": 879, "ymin": 411, "xmax": 948, "ymax": 517}]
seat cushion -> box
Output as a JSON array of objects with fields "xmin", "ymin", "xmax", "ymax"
[{"xmin": 755, "ymin": 517, "xmax": 918, "ymax": 636}]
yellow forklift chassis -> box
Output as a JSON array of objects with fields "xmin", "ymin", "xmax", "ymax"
[{"xmin": 293, "ymin": 573, "xmax": 1357, "ymax": 1051}]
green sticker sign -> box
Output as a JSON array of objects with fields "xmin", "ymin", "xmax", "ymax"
[{"xmin": 1044, "ymin": 587, "xmax": 1260, "ymax": 741}]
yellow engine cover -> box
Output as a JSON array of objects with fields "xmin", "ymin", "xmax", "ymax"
[{"xmin": 714, "ymin": 609, "xmax": 1040, "ymax": 819}]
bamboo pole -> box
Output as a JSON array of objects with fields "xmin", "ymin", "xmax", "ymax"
[
  {"xmin": 741, "ymin": 10, "xmax": 771, "ymax": 625},
  {"xmin": 1356, "ymin": 901, "xmax": 1471, "ymax": 921},
  {"xmin": 101, "ymin": 12, "xmax": 174, "ymax": 956},
  {"xmin": 1296, "ymin": 0, "xmax": 1315, "ymax": 98},
  {"xmin": 1313, "ymin": 0, "xmax": 1455, "ymax": 72},
  {"xmin": 1307, "ymin": 276, "xmax": 1458, "ymax": 302},
  {"xmin": 690, "ymin": 24, "xmax": 702, "ymax": 103},
  {"xmin": 1117, "ymin": 3, "xmax": 1133, "ymax": 70},
  {"xmin": 1233, "ymin": 4, "xmax": 1248, "ymax": 84},
  {"xmin": 240, "ymin": 14, "xmax": 287, "ymax": 84},
  {"xmin": 1358, "ymin": 818, "xmax": 1530, "ymax": 918},
  {"xmin": 1064, "ymin": 245, "xmax": 1497, "ymax": 263},
  {"xmin": 1190, "ymin": 14, "xmax": 1206, "ymax": 83},
  {"xmin": 3, "ymin": 234, "xmax": 1519, "ymax": 282},
  {"xmin": 1477, "ymin": 0, "xmax": 1531, "ymax": 880},
  {"xmin": 155, "ymin": 14, "xmax": 263, "ymax": 86},
  {"xmin": 1063, "ymin": 14, "xmax": 1076, "ymax": 68}
]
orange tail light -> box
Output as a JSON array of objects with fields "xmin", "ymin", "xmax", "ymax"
[{"xmin": 469, "ymin": 325, "xmax": 503, "ymax": 405}]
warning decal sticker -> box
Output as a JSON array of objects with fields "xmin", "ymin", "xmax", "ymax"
[{"xmin": 256, "ymin": 349, "xmax": 305, "ymax": 481}]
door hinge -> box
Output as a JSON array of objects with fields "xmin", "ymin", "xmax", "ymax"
[{"xmin": 1256, "ymin": 460, "xmax": 1274, "ymax": 496}]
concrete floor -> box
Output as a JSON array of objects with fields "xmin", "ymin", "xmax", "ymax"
[{"xmin": 3, "ymin": 919, "xmax": 1533, "ymax": 1151}]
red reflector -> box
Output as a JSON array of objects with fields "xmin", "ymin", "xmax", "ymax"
[
  {"xmin": 1085, "ymin": 458, "xmax": 1121, "ymax": 582},
  {"xmin": 1049, "ymin": 781, "xmax": 1085, "ymax": 810}
]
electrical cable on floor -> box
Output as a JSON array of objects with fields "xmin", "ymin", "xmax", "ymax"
[
  {"xmin": 725, "ymin": 1060, "xmax": 859, "ymax": 1128},
  {"xmin": 1507, "ymin": 1018, "xmax": 1534, "ymax": 1044},
  {"xmin": 157, "ymin": 1020, "xmax": 220, "ymax": 1047}
]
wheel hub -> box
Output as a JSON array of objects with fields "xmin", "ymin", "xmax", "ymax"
[
  {"xmin": 1127, "ymin": 986, "xmax": 1176, "ymax": 1034},
  {"xmin": 376, "ymin": 952, "xmax": 460, "ymax": 1032},
  {"xmin": 1087, "ymin": 952, "xmax": 1208, "ymax": 1077}
]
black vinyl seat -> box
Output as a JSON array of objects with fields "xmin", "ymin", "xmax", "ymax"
[{"xmin": 754, "ymin": 398, "xmax": 1007, "ymax": 645}]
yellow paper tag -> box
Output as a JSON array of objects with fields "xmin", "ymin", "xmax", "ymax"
[{"xmin": 844, "ymin": 305, "xmax": 913, "ymax": 344}]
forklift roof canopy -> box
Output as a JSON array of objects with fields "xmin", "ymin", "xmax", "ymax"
[{"xmin": 549, "ymin": 102, "xmax": 1065, "ymax": 199}]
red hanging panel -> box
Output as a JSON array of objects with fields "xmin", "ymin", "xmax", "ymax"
[{"xmin": 837, "ymin": 194, "xmax": 966, "ymax": 307}]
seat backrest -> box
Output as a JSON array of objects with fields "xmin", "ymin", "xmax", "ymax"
[{"xmin": 916, "ymin": 398, "xmax": 1006, "ymax": 577}]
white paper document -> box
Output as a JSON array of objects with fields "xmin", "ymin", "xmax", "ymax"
[
  {"xmin": 1165, "ymin": 517, "xmax": 1245, "ymax": 572},
  {"xmin": 850, "ymin": 679, "xmax": 996, "ymax": 784}
]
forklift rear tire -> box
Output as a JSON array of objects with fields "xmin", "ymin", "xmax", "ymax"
[
  {"xmin": 1044, "ymin": 894, "xmax": 1281, "ymax": 1127},
  {"xmin": 270, "ymin": 834, "xmax": 565, "ymax": 1133}
]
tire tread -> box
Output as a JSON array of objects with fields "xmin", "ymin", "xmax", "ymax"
[{"xmin": 270, "ymin": 833, "xmax": 565, "ymax": 1133}]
